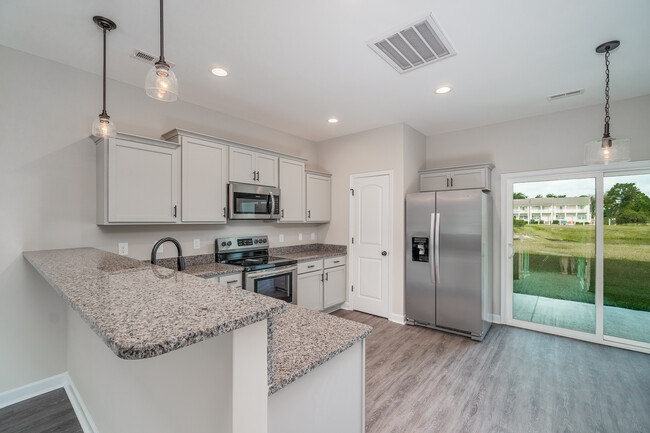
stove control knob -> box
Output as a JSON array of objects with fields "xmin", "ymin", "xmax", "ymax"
[
  {"xmin": 263, "ymin": 239, "xmax": 267, "ymax": 243},
  {"xmin": 221, "ymin": 241, "xmax": 226, "ymax": 247},
  {"xmin": 254, "ymin": 239, "xmax": 258, "ymax": 244},
  {"xmin": 227, "ymin": 241, "xmax": 232, "ymax": 246}
]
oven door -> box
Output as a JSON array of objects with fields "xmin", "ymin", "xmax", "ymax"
[
  {"xmin": 229, "ymin": 183, "xmax": 280, "ymax": 220},
  {"xmin": 245, "ymin": 265, "xmax": 296, "ymax": 304}
]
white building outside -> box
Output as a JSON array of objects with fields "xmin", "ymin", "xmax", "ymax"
[{"xmin": 513, "ymin": 197, "xmax": 593, "ymax": 225}]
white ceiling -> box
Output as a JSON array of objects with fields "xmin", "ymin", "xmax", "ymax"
[{"xmin": 2, "ymin": 0, "xmax": 649, "ymax": 142}]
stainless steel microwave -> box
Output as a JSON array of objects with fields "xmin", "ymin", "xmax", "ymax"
[{"xmin": 228, "ymin": 183, "xmax": 280, "ymax": 220}]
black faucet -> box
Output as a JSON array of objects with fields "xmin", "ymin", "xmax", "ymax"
[{"xmin": 151, "ymin": 237, "xmax": 186, "ymax": 271}]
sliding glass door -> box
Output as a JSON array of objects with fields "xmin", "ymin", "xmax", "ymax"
[
  {"xmin": 603, "ymin": 173, "xmax": 650, "ymax": 344},
  {"xmin": 505, "ymin": 164, "xmax": 650, "ymax": 352}
]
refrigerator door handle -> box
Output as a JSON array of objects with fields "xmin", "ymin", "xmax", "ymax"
[
  {"xmin": 434, "ymin": 212, "xmax": 441, "ymax": 284},
  {"xmin": 429, "ymin": 213, "xmax": 436, "ymax": 284}
]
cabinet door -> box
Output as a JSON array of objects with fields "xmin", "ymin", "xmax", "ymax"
[
  {"xmin": 108, "ymin": 138, "xmax": 178, "ymax": 223},
  {"xmin": 255, "ymin": 153, "xmax": 278, "ymax": 187},
  {"xmin": 297, "ymin": 272, "xmax": 323, "ymax": 310},
  {"xmin": 323, "ymin": 265, "xmax": 346, "ymax": 309},
  {"xmin": 451, "ymin": 169, "xmax": 487, "ymax": 190},
  {"xmin": 229, "ymin": 147, "xmax": 256, "ymax": 184},
  {"xmin": 279, "ymin": 158, "xmax": 305, "ymax": 222},
  {"xmin": 306, "ymin": 174, "xmax": 331, "ymax": 222},
  {"xmin": 182, "ymin": 138, "xmax": 228, "ymax": 223},
  {"xmin": 420, "ymin": 171, "xmax": 450, "ymax": 191}
]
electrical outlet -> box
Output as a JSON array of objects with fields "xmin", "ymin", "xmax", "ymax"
[
  {"xmin": 193, "ymin": 239, "xmax": 200, "ymax": 249},
  {"xmin": 118, "ymin": 243, "xmax": 128, "ymax": 256},
  {"xmin": 298, "ymin": 233, "xmax": 303, "ymax": 241},
  {"xmin": 311, "ymin": 233, "xmax": 316, "ymax": 240},
  {"xmin": 279, "ymin": 234, "xmax": 285, "ymax": 243}
]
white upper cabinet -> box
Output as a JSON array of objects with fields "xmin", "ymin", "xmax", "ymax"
[
  {"xmin": 419, "ymin": 164, "xmax": 494, "ymax": 192},
  {"xmin": 279, "ymin": 158, "xmax": 305, "ymax": 222},
  {"xmin": 305, "ymin": 171, "xmax": 331, "ymax": 222},
  {"xmin": 180, "ymin": 136, "xmax": 228, "ymax": 223},
  {"xmin": 96, "ymin": 134, "xmax": 180, "ymax": 224},
  {"xmin": 229, "ymin": 147, "xmax": 278, "ymax": 187}
]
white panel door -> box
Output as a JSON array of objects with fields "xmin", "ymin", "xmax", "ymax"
[
  {"xmin": 229, "ymin": 147, "xmax": 256, "ymax": 184},
  {"xmin": 279, "ymin": 158, "xmax": 305, "ymax": 222},
  {"xmin": 306, "ymin": 174, "xmax": 331, "ymax": 222},
  {"xmin": 108, "ymin": 138, "xmax": 178, "ymax": 223},
  {"xmin": 297, "ymin": 272, "xmax": 323, "ymax": 310},
  {"xmin": 350, "ymin": 172, "xmax": 392, "ymax": 317},
  {"xmin": 323, "ymin": 265, "xmax": 346, "ymax": 309},
  {"xmin": 182, "ymin": 137, "xmax": 228, "ymax": 222},
  {"xmin": 255, "ymin": 153, "xmax": 279, "ymax": 187}
]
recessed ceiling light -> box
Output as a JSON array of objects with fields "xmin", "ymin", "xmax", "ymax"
[
  {"xmin": 328, "ymin": 118, "xmax": 339, "ymax": 124},
  {"xmin": 435, "ymin": 86, "xmax": 452, "ymax": 94},
  {"xmin": 210, "ymin": 67, "xmax": 229, "ymax": 77}
]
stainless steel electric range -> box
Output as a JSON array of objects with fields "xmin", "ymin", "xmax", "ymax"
[{"xmin": 216, "ymin": 235, "xmax": 297, "ymax": 303}]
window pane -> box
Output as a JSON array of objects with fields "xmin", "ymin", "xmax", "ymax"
[
  {"xmin": 513, "ymin": 178, "xmax": 596, "ymax": 333},
  {"xmin": 603, "ymin": 173, "xmax": 650, "ymax": 343}
]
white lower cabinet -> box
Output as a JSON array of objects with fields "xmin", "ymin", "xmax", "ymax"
[
  {"xmin": 207, "ymin": 272, "xmax": 242, "ymax": 289},
  {"xmin": 297, "ymin": 255, "xmax": 346, "ymax": 311},
  {"xmin": 297, "ymin": 271, "xmax": 323, "ymax": 311}
]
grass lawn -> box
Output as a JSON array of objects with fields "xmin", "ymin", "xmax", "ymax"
[{"xmin": 513, "ymin": 224, "xmax": 650, "ymax": 311}]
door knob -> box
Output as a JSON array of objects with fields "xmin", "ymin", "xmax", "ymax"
[{"xmin": 381, "ymin": 251, "xmax": 388, "ymax": 256}]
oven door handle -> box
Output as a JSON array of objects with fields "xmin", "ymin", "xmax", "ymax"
[{"xmin": 247, "ymin": 265, "xmax": 296, "ymax": 279}]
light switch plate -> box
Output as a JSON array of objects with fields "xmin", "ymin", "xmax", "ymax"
[
  {"xmin": 118, "ymin": 243, "xmax": 128, "ymax": 256},
  {"xmin": 279, "ymin": 234, "xmax": 285, "ymax": 243},
  {"xmin": 193, "ymin": 239, "xmax": 200, "ymax": 249},
  {"xmin": 298, "ymin": 233, "xmax": 303, "ymax": 241},
  {"xmin": 311, "ymin": 233, "xmax": 316, "ymax": 240}
]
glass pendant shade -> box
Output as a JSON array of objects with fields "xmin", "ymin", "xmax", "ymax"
[
  {"xmin": 584, "ymin": 137, "xmax": 631, "ymax": 165},
  {"xmin": 145, "ymin": 63, "xmax": 178, "ymax": 102},
  {"xmin": 92, "ymin": 115, "xmax": 116, "ymax": 138}
]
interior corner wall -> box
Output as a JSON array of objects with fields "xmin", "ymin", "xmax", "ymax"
[
  {"xmin": 425, "ymin": 94, "xmax": 650, "ymax": 317},
  {"xmin": 0, "ymin": 44, "xmax": 320, "ymax": 393},
  {"xmin": 315, "ymin": 124, "xmax": 406, "ymax": 319}
]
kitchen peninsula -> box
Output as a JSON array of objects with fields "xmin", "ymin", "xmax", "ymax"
[{"xmin": 23, "ymin": 248, "xmax": 370, "ymax": 433}]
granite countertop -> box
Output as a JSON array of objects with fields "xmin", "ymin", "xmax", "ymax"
[
  {"xmin": 269, "ymin": 244, "xmax": 347, "ymax": 262},
  {"xmin": 269, "ymin": 304, "xmax": 372, "ymax": 395},
  {"xmin": 23, "ymin": 248, "xmax": 286, "ymax": 360},
  {"xmin": 182, "ymin": 262, "xmax": 244, "ymax": 279}
]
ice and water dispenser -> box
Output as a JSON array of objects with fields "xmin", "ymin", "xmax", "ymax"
[{"xmin": 411, "ymin": 237, "xmax": 429, "ymax": 262}]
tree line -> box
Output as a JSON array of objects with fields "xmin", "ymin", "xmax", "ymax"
[{"xmin": 513, "ymin": 183, "xmax": 650, "ymax": 224}]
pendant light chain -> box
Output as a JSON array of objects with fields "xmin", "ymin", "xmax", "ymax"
[
  {"xmin": 159, "ymin": 0, "xmax": 165, "ymax": 62},
  {"xmin": 603, "ymin": 47, "xmax": 611, "ymax": 132},
  {"xmin": 102, "ymin": 26, "xmax": 108, "ymax": 116}
]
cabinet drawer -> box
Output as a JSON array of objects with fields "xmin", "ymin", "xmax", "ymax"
[
  {"xmin": 298, "ymin": 259, "xmax": 323, "ymax": 274},
  {"xmin": 324, "ymin": 256, "xmax": 346, "ymax": 269},
  {"xmin": 217, "ymin": 273, "xmax": 242, "ymax": 288}
]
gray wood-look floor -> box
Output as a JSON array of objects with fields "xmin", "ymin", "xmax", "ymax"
[
  {"xmin": 333, "ymin": 310, "xmax": 650, "ymax": 433},
  {"xmin": 0, "ymin": 388, "xmax": 83, "ymax": 433}
]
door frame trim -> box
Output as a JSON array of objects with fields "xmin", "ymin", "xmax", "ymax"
[
  {"xmin": 500, "ymin": 160, "xmax": 650, "ymax": 354},
  {"xmin": 348, "ymin": 169, "xmax": 394, "ymax": 319}
]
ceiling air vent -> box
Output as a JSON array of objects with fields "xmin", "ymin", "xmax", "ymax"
[
  {"xmin": 547, "ymin": 89, "xmax": 584, "ymax": 101},
  {"xmin": 368, "ymin": 14, "xmax": 456, "ymax": 74},
  {"xmin": 130, "ymin": 49, "xmax": 175, "ymax": 68}
]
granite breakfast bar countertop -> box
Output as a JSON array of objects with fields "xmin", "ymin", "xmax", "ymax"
[
  {"xmin": 23, "ymin": 248, "xmax": 286, "ymax": 360},
  {"xmin": 269, "ymin": 243, "xmax": 347, "ymax": 262}
]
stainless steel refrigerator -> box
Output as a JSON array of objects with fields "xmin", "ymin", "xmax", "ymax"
[{"xmin": 405, "ymin": 189, "xmax": 492, "ymax": 341}]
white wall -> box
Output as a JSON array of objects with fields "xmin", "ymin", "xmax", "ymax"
[
  {"xmin": 426, "ymin": 94, "xmax": 650, "ymax": 316},
  {"xmin": 0, "ymin": 45, "xmax": 323, "ymax": 393},
  {"xmin": 316, "ymin": 124, "xmax": 425, "ymax": 320}
]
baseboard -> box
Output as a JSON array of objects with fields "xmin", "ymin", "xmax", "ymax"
[
  {"xmin": 389, "ymin": 313, "xmax": 406, "ymax": 325},
  {"xmin": 0, "ymin": 373, "xmax": 68, "ymax": 409},
  {"xmin": 64, "ymin": 373, "xmax": 99, "ymax": 433},
  {"xmin": 488, "ymin": 314, "xmax": 502, "ymax": 324},
  {"xmin": 341, "ymin": 301, "xmax": 352, "ymax": 311},
  {"xmin": 0, "ymin": 373, "xmax": 98, "ymax": 433}
]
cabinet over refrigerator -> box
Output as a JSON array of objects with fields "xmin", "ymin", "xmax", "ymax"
[{"xmin": 405, "ymin": 189, "xmax": 492, "ymax": 341}]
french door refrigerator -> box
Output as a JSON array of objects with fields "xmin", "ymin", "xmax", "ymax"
[{"xmin": 405, "ymin": 189, "xmax": 492, "ymax": 341}]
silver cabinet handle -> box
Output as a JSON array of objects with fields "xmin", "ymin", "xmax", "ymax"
[
  {"xmin": 307, "ymin": 210, "xmax": 311, "ymax": 219},
  {"xmin": 223, "ymin": 207, "xmax": 226, "ymax": 217},
  {"xmin": 281, "ymin": 209, "xmax": 285, "ymax": 218},
  {"xmin": 435, "ymin": 212, "xmax": 440, "ymax": 284},
  {"xmin": 307, "ymin": 265, "xmax": 315, "ymax": 268},
  {"xmin": 325, "ymin": 272, "xmax": 329, "ymax": 281},
  {"xmin": 333, "ymin": 260, "xmax": 340, "ymax": 264},
  {"xmin": 446, "ymin": 178, "xmax": 449, "ymax": 187},
  {"xmin": 173, "ymin": 205, "xmax": 177, "ymax": 218},
  {"xmin": 450, "ymin": 178, "xmax": 453, "ymax": 187},
  {"xmin": 256, "ymin": 171, "xmax": 260, "ymax": 181},
  {"xmin": 252, "ymin": 170, "xmax": 256, "ymax": 181},
  {"xmin": 226, "ymin": 280, "xmax": 238, "ymax": 284}
]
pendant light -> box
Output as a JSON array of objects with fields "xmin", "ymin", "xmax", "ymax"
[
  {"xmin": 145, "ymin": 0, "xmax": 178, "ymax": 102},
  {"xmin": 91, "ymin": 16, "xmax": 117, "ymax": 138},
  {"xmin": 585, "ymin": 40, "xmax": 630, "ymax": 165}
]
